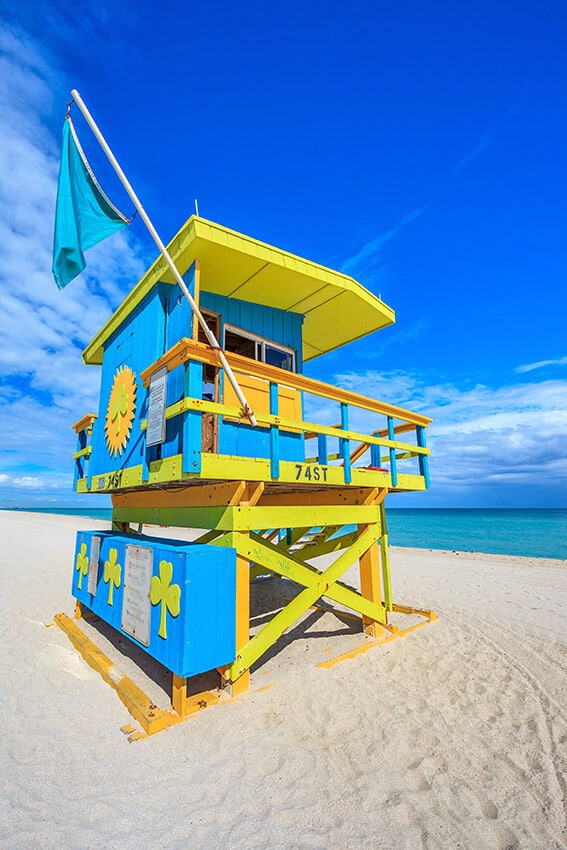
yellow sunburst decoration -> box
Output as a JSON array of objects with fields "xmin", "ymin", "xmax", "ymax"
[{"xmin": 105, "ymin": 365, "xmax": 137, "ymax": 457}]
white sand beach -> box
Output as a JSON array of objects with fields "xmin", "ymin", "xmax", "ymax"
[{"xmin": 1, "ymin": 510, "xmax": 565, "ymax": 849}]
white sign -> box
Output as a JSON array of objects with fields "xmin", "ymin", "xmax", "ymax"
[
  {"xmin": 121, "ymin": 545, "xmax": 153, "ymax": 646},
  {"xmin": 146, "ymin": 367, "xmax": 167, "ymax": 447},
  {"xmin": 87, "ymin": 535, "xmax": 101, "ymax": 596}
]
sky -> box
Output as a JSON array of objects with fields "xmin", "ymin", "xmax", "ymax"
[{"xmin": 0, "ymin": 0, "xmax": 566, "ymax": 509}]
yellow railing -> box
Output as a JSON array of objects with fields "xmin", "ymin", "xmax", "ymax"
[
  {"xmin": 140, "ymin": 338, "xmax": 432, "ymax": 487},
  {"xmin": 72, "ymin": 339, "xmax": 431, "ymax": 491}
]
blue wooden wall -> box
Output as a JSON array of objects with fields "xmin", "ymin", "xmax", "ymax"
[
  {"xmin": 72, "ymin": 530, "xmax": 237, "ymax": 677},
  {"xmin": 200, "ymin": 291, "xmax": 304, "ymax": 373},
  {"xmin": 90, "ymin": 269, "xmax": 306, "ymax": 477},
  {"xmin": 90, "ymin": 283, "xmax": 170, "ymax": 480}
]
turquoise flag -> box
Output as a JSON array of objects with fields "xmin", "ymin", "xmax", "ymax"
[{"xmin": 52, "ymin": 116, "xmax": 130, "ymax": 288}]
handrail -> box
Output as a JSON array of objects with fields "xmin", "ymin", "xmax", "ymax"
[
  {"xmin": 139, "ymin": 395, "xmax": 431, "ymax": 457},
  {"xmin": 140, "ymin": 338, "xmax": 432, "ymax": 427}
]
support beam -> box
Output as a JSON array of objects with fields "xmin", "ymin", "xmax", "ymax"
[{"xmin": 358, "ymin": 527, "xmax": 384, "ymax": 637}]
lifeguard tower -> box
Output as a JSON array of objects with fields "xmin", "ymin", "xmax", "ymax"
[{"xmin": 59, "ymin": 216, "xmax": 434, "ymax": 738}]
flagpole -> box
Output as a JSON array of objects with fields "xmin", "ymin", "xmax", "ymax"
[{"xmin": 69, "ymin": 89, "xmax": 257, "ymax": 427}]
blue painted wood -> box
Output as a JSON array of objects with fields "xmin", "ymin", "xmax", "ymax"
[
  {"xmin": 370, "ymin": 443, "xmax": 381, "ymax": 467},
  {"xmin": 90, "ymin": 285, "xmax": 168, "ymax": 482},
  {"xmin": 199, "ymin": 291, "xmax": 304, "ymax": 373},
  {"xmin": 388, "ymin": 417, "xmax": 398, "ymax": 487},
  {"xmin": 317, "ymin": 433, "xmax": 328, "ymax": 465},
  {"xmin": 165, "ymin": 263, "xmax": 196, "ymax": 350},
  {"xmin": 218, "ymin": 421, "xmax": 303, "ymax": 462},
  {"xmin": 340, "ymin": 403, "xmax": 352, "ymax": 484},
  {"xmin": 72, "ymin": 530, "xmax": 237, "ymax": 678},
  {"xmin": 269, "ymin": 382, "xmax": 280, "ymax": 479},
  {"xmin": 416, "ymin": 426, "xmax": 430, "ymax": 488},
  {"xmin": 183, "ymin": 360, "xmax": 203, "ymax": 474}
]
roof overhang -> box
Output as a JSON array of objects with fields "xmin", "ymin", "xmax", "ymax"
[{"xmin": 83, "ymin": 216, "xmax": 395, "ymax": 365}]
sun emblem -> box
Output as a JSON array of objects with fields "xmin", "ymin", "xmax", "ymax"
[{"xmin": 105, "ymin": 365, "xmax": 137, "ymax": 457}]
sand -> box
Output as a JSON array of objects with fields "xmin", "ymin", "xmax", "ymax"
[{"xmin": 0, "ymin": 510, "xmax": 565, "ymax": 849}]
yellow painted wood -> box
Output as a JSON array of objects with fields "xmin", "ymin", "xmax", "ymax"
[
  {"xmin": 54, "ymin": 612, "xmax": 182, "ymax": 735},
  {"xmin": 140, "ymin": 393, "xmax": 430, "ymax": 457},
  {"xmin": 291, "ymin": 530, "xmax": 355, "ymax": 559},
  {"xmin": 83, "ymin": 216, "xmax": 396, "ymax": 367},
  {"xmin": 192, "ymin": 259, "xmax": 201, "ymax": 340},
  {"xmin": 227, "ymin": 522, "xmax": 382, "ymax": 679},
  {"xmin": 358, "ymin": 528, "xmax": 383, "ymax": 638},
  {"xmin": 239, "ymin": 530, "xmax": 386, "ymax": 624},
  {"xmin": 259, "ymin": 489, "xmax": 375, "ymax": 507},
  {"xmin": 111, "ymin": 502, "xmax": 382, "ymax": 531},
  {"xmin": 112, "ymin": 480, "xmax": 248, "ymax": 510},
  {"xmin": 223, "ymin": 374, "xmax": 302, "ymax": 430},
  {"xmin": 56, "ymin": 612, "xmax": 233, "ymax": 734},
  {"xmin": 316, "ymin": 633, "xmax": 398, "ymax": 668},
  {"xmin": 228, "ymin": 531, "xmax": 251, "ymax": 695},
  {"xmin": 139, "ymin": 337, "xmax": 431, "ymax": 428},
  {"xmin": 82, "ymin": 451, "xmax": 426, "ymax": 495},
  {"xmin": 172, "ymin": 674, "xmax": 188, "ymax": 717},
  {"xmin": 72, "ymin": 413, "xmax": 97, "ymax": 433},
  {"xmin": 72, "ymin": 446, "xmax": 92, "ymax": 460},
  {"xmin": 379, "ymin": 501, "xmax": 393, "ymax": 612}
]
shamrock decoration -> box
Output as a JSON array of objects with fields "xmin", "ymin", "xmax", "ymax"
[
  {"xmin": 110, "ymin": 384, "xmax": 129, "ymax": 435},
  {"xmin": 103, "ymin": 548, "xmax": 121, "ymax": 606},
  {"xmin": 75, "ymin": 542, "xmax": 89, "ymax": 590},
  {"xmin": 150, "ymin": 560, "xmax": 181, "ymax": 640}
]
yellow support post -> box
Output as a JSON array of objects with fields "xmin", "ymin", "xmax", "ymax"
[
  {"xmin": 172, "ymin": 674, "xmax": 188, "ymax": 717},
  {"xmin": 379, "ymin": 501, "xmax": 393, "ymax": 611},
  {"xmin": 358, "ymin": 527, "xmax": 384, "ymax": 638},
  {"xmin": 231, "ymin": 533, "xmax": 251, "ymax": 696}
]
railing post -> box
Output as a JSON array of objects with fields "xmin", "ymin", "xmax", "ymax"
[
  {"xmin": 340, "ymin": 403, "xmax": 352, "ymax": 484},
  {"xmin": 73, "ymin": 429, "xmax": 84, "ymax": 490},
  {"xmin": 370, "ymin": 442, "xmax": 381, "ymax": 468},
  {"xmin": 416, "ymin": 426, "xmax": 430, "ymax": 488},
  {"xmin": 269, "ymin": 382, "xmax": 280, "ymax": 479},
  {"xmin": 182, "ymin": 360, "xmax": 202, "ymax": 474},
  {"xmin": 317, "ymin": 434, "xmax": 328, "ymax": 465},
  {"xmin": 387, "ymin": 416, "xmax": 398, "ymax": 487}
]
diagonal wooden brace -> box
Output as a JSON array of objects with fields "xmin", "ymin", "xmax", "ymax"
[
  {"xmin": 247, "ymin": 531, "xmax": 386, "ymax": 624},
  {"xmin": 215, "ymin": 523, "xmax": 383, "ymax": 681}
]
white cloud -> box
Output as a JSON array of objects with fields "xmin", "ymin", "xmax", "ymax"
[
  {"xmin": 0, "ymin": 26, "xmax": 149, "ymax": 502},
  {"xmin": 340, "ymin": 205, "xmax": 428, "ymax": 286},
  {"xmin": 304, "ymin": 369, "xmax": 567, "ymax": 502},
  {"xmin": 515, "ymin": 356, "xmax": 567, "ymax": 374}
]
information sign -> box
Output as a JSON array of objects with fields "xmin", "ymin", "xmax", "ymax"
[
  {"xmin": 121, "ymin": 545, "xmax": 153, "ymax": 646},
  {"xmin": 146, "ymin": 367, "xmax": 167, "ymax": 447},
  {"xmin": 87, "ymin": 535, "xmax": 101, "ymax": 596}
]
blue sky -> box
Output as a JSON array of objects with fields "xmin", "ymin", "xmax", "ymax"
[{"xmin": 0, "ymin": 1, "xmax": 566, "ymax": 508}]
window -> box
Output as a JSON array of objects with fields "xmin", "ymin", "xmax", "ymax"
[{"xmin": 224, "ymin": 325, "xmax": 296, "ymax": 372}]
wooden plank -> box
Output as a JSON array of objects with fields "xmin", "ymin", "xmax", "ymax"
[
  {"xmin": 139, "ymin": 338, "xmax": 432, "ymax": 427},
  {"xmin": 227, "ymin": 523, "xmax": 382, "ymax": 679}
]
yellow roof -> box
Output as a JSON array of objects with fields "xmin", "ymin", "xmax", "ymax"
[{"xmin": 83, "ymin": 216, "xmax": 395, "ymax": 365}]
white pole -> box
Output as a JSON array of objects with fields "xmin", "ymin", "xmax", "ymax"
[{"xmin": 70, "ymin": 89, "xmax": 257, "ymax": 427}]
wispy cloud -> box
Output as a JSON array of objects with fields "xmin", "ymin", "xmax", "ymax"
[
  {"xmin": 456, "ymin": 129, "xmax": 498, "ymax": 171},
  {"xmin": 304, "ymin": 369, "xmax": 567, "ymax": 505},
  {"xmin": 515, "ymin": 356, "xmax": 567, "ymax": 374},
  {"xmin": 340, "ymin": 204, "xmax": 428, "ymax": 285},
  {"xmin": 0, "ymin": 25, "xmax": 148, "ymax": 504}
]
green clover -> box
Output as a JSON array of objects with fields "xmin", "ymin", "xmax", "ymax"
[
  {"xmin": 75, "ymin": 542, "xmax": 89, "ymax": 590},
  {"xmin": 150, "ymin": 560, "xmax": 181, "ymax": 640},
  {"xmin": 111, "ymin": 384, "xmax": 129, "ymax": 435},
  {"xmin": 103, "ymin": 548, "xmax": 121, "ymax": 606}
]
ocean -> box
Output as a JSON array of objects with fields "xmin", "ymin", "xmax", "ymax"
[{"xmin": 3, "ymin": 507, "xmax": 566, "ymax": 561}]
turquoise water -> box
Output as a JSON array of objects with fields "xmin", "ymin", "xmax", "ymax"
[
  {"xmin": 2, "ymin": 507, "xmax": 566, "ymax": 560},
  {"xmin": 386, "ymin": 509, "xmax": 567, "ymax": 560}
]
